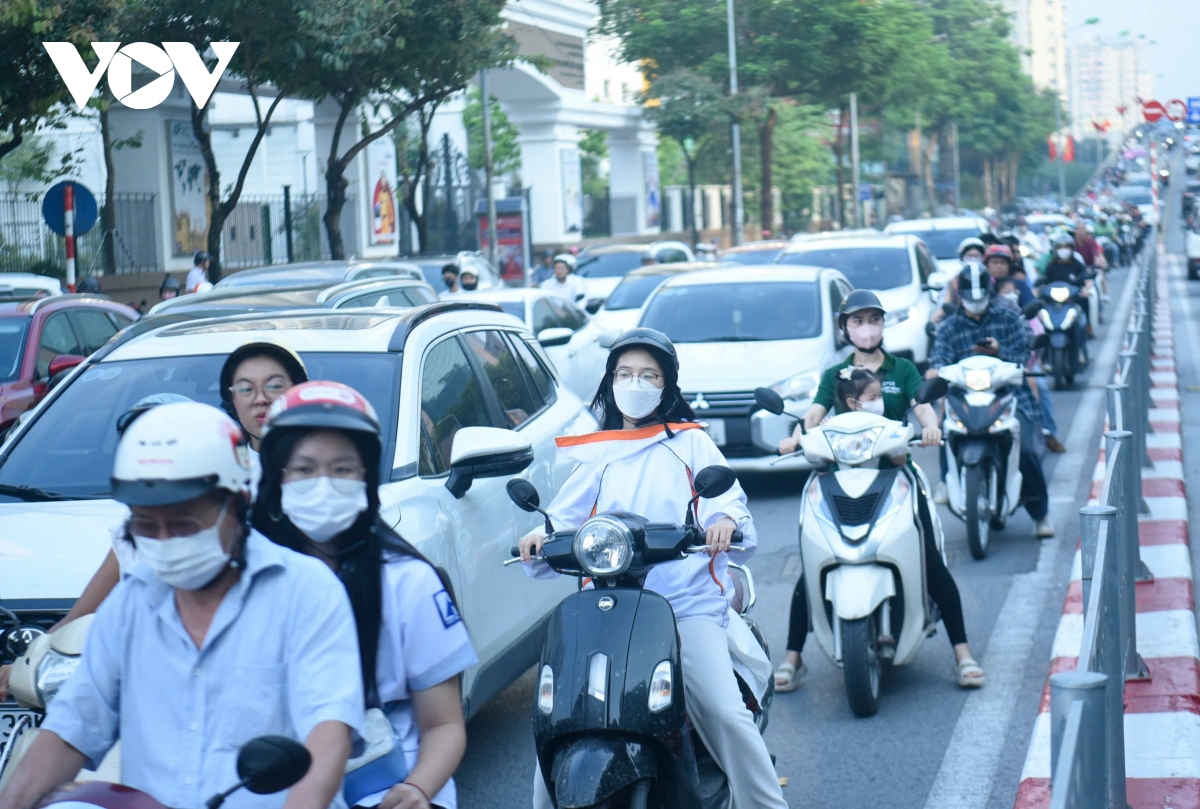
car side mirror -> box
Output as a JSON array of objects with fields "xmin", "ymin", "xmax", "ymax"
[
  {"xmin": 914, "ymin": 377, "xmax": 948, "ymax": 405},
  {"xmin": 597, "ymin": 330, "xmax": 620, "ymax": 350},
  {"xmin": 924, "ymin": 271, "xmax": 950, "ymax": 291},
  {"xmin": 47, "ymin": 354, "xmax": 84, "ymax": 379},
  {"xmin": 445, "ymin": 427, "xmax": 534, "ymax": 499},
  {"xmin": 536, "ymin": 327, "xmax": 573, "ymax": 347},
  {"xmin": 693, "ymin": 465, "xmax": 738, "ymax": 500},
  {"xmin": 753, "ymin": 387, "xmax": 785, "ymax": 416}
]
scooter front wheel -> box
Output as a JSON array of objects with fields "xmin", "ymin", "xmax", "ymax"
[
  {"xmin": 841, "ymin": 614, "xmax": 882, "ymax": 717},
  {"xmin": 965, "ymin": 464, "xmax": 991, "ymax": 560}
]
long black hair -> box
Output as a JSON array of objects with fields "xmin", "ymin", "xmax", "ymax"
[
  {"xmin": 251, "ymin": 428, "xmax": 451, "ymax": 707},
  {"xmin": 589, "ymin": 344, "xmax": 696, "ymax": 431}
]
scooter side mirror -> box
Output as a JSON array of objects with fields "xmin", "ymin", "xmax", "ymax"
[
  {"xmin": 237, "ymin": 736, "xmax": 311, "ymax": 795},
  {"xmin": 941, "ymin": 302, "xmax": 957, "ymax": 317},
  {"xmin": 753, "ymin": 387, "xmax": 785, "ymax": 416},
  {"xmin": 506, "ymin": 478, "xmax": 541, "ymax": 512},
  {"xmin": 924, "ymin": 321, "xmax": 937, "ymax": 337},
  {"xmin": 1034, "ymin": 333, "xmax": 1051, "ymax": 350},
  {"xmin": 1022, "ymin": 301, "xmax": 1044, "ymax": 319},
  {"xmin": 693, "ymin": 465, "xmax": 738, "ymax": 500},
  {"xmin": 913, "ymin": 377, "xmax": 948, "ymax": 405}
]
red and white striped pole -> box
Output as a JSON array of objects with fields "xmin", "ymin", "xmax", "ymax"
[{"xmin": 64, "ymin": 184, "xmax": 76, "ymax": 292}]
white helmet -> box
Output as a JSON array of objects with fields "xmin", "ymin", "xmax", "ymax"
[
  {"xmin": 112, "ymin": 402, "xmax": 251, "ymax": 506},
  {"xmin": 552, "ymin": 253, "xmax": 576, "ymax": 271}
]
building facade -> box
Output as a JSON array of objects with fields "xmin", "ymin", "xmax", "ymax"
[{"xmin": 1069, "ymin": 36, "xmax": 1154, "ymax": 142}]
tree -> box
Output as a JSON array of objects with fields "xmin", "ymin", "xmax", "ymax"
[
  {"xmin": 394, "ymin": 96, "xmax": 443, "ymax": 253},
  {"xmin": 0, "ymin": 133, "xmax": 79, "ymax": 194},
  {"xmin": 642, "ymin": 70, "xmax": 724, "ymax": 247},
  {"xmin": 292, "ymin": 0, "xmax": 512, "ymax": 258},
  {"xmin": 463, "ymin": 86, "xmax": 520, "ymax": 175}
]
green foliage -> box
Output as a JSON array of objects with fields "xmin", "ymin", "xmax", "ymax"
[
  {"xmin": 641, "ymin": 70, "xmax": 725, "ymax": 160},
  {"xmin": 579, "ymin": 129, "xmax": 608, "ymax": 199},
  {"xmin": 0, "ymin": 133, "xmax": 80, "ymax": 193},
  {"xmin": 462, "ymin": 86, "xmax": 521, "ymax": 175}
]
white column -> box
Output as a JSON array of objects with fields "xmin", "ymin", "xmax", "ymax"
[
  {"xmin": 513, "ymin": 119, "xmax": 582, "ymax": 245},
  {"xmin": 607, "ymin": 123, "xmax": 660, "ymax": 236},
  {"xmin": 665, "ymin": 186, "xmax": 684, "ymax": 233}
]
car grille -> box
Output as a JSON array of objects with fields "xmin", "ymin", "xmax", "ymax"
[
  {"xmin": 832, "ymin": 493, "xmax": 881, "ymax": 525},
  {"xmin": 683, "ymin": 390, "xmax": 757, "ymax": 414}
]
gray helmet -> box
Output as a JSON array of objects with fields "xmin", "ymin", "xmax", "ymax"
[{"xmin": 837, "ymin": 290, "xmax": 886, "ymax": 330}]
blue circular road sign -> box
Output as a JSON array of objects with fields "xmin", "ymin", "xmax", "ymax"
[{"xmin": 42, "ymin": 181, "xmax": 98, "ymax": 236}]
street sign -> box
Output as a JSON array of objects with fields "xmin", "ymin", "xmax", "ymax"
[
  {"xmin": 1142, "ymin": 100, "xmax": 1166, "ymax": 123},
  {"xmin": 1166, "ymin": 99, "xmax": 1188, "ymax": 122},
  {"xmin": 41, "ymin": 181, "xmax": 97, "ymax": 236},
  {"xmin": 1188, "ymin": 97, "xmax": 1200, "ymax": 125}
]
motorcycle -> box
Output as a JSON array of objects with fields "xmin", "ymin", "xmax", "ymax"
[
  {"xmin": 938, "ymin": 355, "xmax": 1029, "ymax": 559},
  {"xmin": 505, "ymin": 467, "xmax": 772, "ymax": 809},
  {"xmin": 1031, "ymin": 283, "xmax": 1087, "ymax": 390},
  {"xmin": 753, "ymin": 380, "xmax": 948, "ymax": 717}
]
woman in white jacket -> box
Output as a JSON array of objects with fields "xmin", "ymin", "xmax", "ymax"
[{"xmin": 519, "ymin": 328, "xmax": 787, "ymax": 809}]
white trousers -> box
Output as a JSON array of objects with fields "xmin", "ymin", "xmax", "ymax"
[{"xmin": 532, "ymin": 616, "xmax": 788, "ymax": 808}]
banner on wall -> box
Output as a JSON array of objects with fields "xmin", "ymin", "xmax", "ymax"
[
  {"xmin": 644, "ymin": 151, "xmax": 661, "ymax": 229},
  {"xmin": 477, "ymin": 198, "xmax": 530, "ymax": 283},
  {"xmin": 561, "ymin": 148, "xmax": 583, "ymax": 235},
  {"xmin": 366, "ymin": 138, "xmax": 398, "ymax": 245},
  {"xmin": 167, "ymin": 120, "xmax": 209, "ymax": 257}
]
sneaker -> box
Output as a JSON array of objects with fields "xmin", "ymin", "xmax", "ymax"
[
  {"xmin": 1035, "ymin": 517, "xmax": 1055, "ymax": 538},
  {"xmin": 934, "ymin": 482, "xmax": 949, "ymax": 505},
  {"xmin": 1046, "ymin": 435, "xmax": 1066, "ymax": 453}
]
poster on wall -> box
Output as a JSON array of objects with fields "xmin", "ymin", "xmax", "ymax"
[
  {"xmin": 644, "ymin": 151, "xmax": 661, "ymax": 229},
  {"xmin": 167, "ymin": 121, "xmax": 209, "ymax": 257},
  {"xmin": 366, "ymin": 138, "xmax": 398, "ymax": 245},
  {"xmin": 478, "ymin": 199, "xmax": 528, "ymax": 283},
  {"xmin": 561, "ymin": 148, "xmax": 583, "ymax": 235}
]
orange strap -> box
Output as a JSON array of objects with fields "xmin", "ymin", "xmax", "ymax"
[{"xmin": 555, "ymin": 423, "xmax": 703, "ymax": 448}]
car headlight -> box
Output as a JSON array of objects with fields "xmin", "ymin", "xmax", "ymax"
[
  {"xmin": 648, "ymin": 660, "xmax": 673, "ymax": 712},
  {"xmin": 1051, "ymin": 286, "xmax": 1071, "ymax": 303},
  {"xmin": 1037, "ymin": 308, "xmax": 1053, "ymax": 328},
  {"xmin": 824, "ymin": 427, "xmax": 882, "ymax": 466},
  {"xmin": 573, "ymin": 516, "xmax": 633, "ymax": 577},
  {"xmin": 884, "ymin": 308, "xmax": 912, "ymax": 327},
  {"xmin": 35, "ymin": 649, "xmax": 82, "ymax": 706},
  {"xmin": 964, "ymin": 369, "xmax": 992, "ymax": 391},
  {"xmin": 537, "ymin": 665, "xmax": 554, "ymax": 715},
  {"xmin": 771, "ymin": 372, "xmax": 819, "ymax": 402}
]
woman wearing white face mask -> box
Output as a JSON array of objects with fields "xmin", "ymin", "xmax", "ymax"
[
  {"xmin": 517, "ymin": 328, "xmax": 788, "ymax": 809},
  {"xmin": 253, "ymin": 382, "xmax": 476, "ymax": 809}
]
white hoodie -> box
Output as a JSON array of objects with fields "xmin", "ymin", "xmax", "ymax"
[{"xmin": 524, "ymin": 422, "xmax": 756, "ymax": 627}]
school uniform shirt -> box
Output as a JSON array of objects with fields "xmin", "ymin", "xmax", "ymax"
[
  {"xmin": 365, "ymin": 555, "xmax": 478, "ymax": 809},
  {"xmin": 539, "ymin": 274, "xmax": 587, "ymax": 303},
  {"xmin": 185, "ymin": 265, "xmax": 208, "ymax": 293},
  {"xmin": 526, "ymin": 423, "xmax": 756, "ymax": 627}
]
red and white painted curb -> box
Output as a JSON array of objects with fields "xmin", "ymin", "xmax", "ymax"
[{"xmin": 1014, "ymin": 259, "xmax": 1200, "ymax": 808}]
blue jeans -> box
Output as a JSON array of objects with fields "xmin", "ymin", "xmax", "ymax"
[{"xmin": 1037, "ymin": 376, "xmax": 1058, "ymax": 436}]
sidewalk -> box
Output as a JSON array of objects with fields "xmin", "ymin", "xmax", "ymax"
[{"xmin": 1013, "ymin": 255, "xmax": 1200, "ymax": 807}]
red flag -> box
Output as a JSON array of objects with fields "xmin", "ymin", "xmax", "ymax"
[
  {"xmin": 1063, "ymin": 135, "xmax": 1076, "ymax": 163},
  {"xmin": 1048, "ymin": 135, "xmax": 1058, "ymax": 160},
  {"xmin": 1093, "ymin": 121, "xmax": 1104, "ymax": 132}
]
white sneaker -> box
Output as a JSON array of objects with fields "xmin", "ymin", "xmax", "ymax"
[
  {"xmin": 934, "ymin": 482, "xmax": 949, "ymax": 505},
  {"xmin": 1035, "ymin": 517, "xmax": 1055, "ymax": 538}
]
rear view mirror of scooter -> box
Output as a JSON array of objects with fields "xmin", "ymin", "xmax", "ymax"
[
  {"xmin": 206, "ymin": 736, "xmax": 311, "ymax": 809},
  {"xmin": 694, "ymin": 465, "xmax": 738, "ymax": 500},
  {"xmin": 1023, "ymin": 301, "xmax": 1045, "ymax": 319},
  {"xmin": 506, "ymin": 478, "xmax": 555, "ymax": 537},
  {"xmin": 913, "ymin": 377, "xmax": 948, "ymax": 405},
  {"xmin": 753, "ymin": 386, "xmax": 785, "ymax": 416}
]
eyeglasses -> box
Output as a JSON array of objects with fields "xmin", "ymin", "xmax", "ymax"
[
  {"xmin": 128, "ymin": 499, "xmax": 228, "ymax": 539},
  {"xmin": 282, "ymin": 462, "xmax": 367, "ymax": 484},
  {"xmin": 614, "ymin": 369, "xmax": 662, "ymax": 385},
  {"xmin": 229, "ymin": 381, "xmax": 288, "ymax": 400}
]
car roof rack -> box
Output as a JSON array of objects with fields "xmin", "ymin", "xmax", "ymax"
[
  {"xmin": 387, "ymin": 301, "xmax": 503, "ymax": 351},
  {"xmin": 28, "ymin": 293, "xmax": 111, "ymax": 314}
]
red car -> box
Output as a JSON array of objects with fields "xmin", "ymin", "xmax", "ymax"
[{"xmin": 0, "ymin": 294, "xmax": 139, "ymax": 431}]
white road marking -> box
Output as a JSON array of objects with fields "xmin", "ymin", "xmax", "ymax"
[
  {"xmin": 1051, "ymin": 610, "xmax": 1199, "ymax": 660},
  {"xmin": 1021, "ymin": 712, "xmax": 1200, "ymax": 780}
]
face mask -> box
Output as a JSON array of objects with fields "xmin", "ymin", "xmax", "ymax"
[
  {"xmin": 962, "ymin": 297, "xmax": 989, "ymax": 316},
  {"xmin": 963, "ymin": 256, "xmax": 983, "ymax": 266},
  {"xmin": 858, "ymin": 398, "xmax": 885, "ymax": 416},
  {"xmin": 847, "ymin": 322, "xmax": 883, "ymax": 353},
  {"xmin": 281, "ymin": 477, "xmax": 368, "ymax": 544},
  {"xmin": 1002, "ymin": 291, "xmax": 1020, "ymax": 304},
  {"xmin": 1056, "ymin": 248, "xmax": 1072, "ymax": 260},
  {"xmin": 134, "ymin": 501, "xmax": 232, "ymax": 590},
  {"xmin": 612, "ymin": 377, "xmax": 663, "ymax": 421},
  {"xmin": 1018, "ymin": 226, "xmax": 1028, "ymax": 234},
  {"xmin": 461, "ymin": 278, "xmax": 478, "ymax": 291}
]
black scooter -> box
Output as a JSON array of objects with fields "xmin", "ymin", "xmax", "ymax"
[
  {"xmin": 1030, "ymin": 283, "xmax": 1087, "ymax": 389},
  {"xmin": 505, "ymin": 467, "xmax": 771, "ymax": 809}
]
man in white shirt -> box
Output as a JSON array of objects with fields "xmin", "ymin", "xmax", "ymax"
[
  {"xmin": 539, "ymin": 254, "xmax": 586, "ymax": 303},
  {"xmin": 186, "ymin": 252, "xmax": 210, "ymax": 293}
]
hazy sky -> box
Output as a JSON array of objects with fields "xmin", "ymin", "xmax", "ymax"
[{"xmin": 1066, "ymin": 0, "xmax": 1200, "ymax": 103}]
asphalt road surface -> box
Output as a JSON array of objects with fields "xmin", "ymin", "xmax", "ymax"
[{"xmin": 455, "ymin": 172, "xmax": 1179, "ymax": 807}]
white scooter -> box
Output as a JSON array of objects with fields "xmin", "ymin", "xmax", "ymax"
[
  {"xmin": 937, "ymin": 355, "xmax": 1028, "ymax": 559},
  {"xmin": 754, "ymin": 379, "xmax": 948, "ymax": 717}
]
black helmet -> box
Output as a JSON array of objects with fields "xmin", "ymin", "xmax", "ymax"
[
  {"xmin": 219, "ymin": 342, "xmax": 309, "ymax": 419},
  {"xmin": 194, "ymin": 251, "xmax": 210, "ymax": 265},
  {"xmin": 956, "ymin": 263, "xmax": 993, "ymax": 314},
  {"xmin": 838, "ymin": 290, "xmax": 885, "ymax": 330},
  {"xmin": 75, "ymin": 276, "xmax": 101, "ymax": 293},
  {"xmin": 607, "ymin": 328, "xmax": 678, "ymax": 372},
  {"xmin": 159, "ymin": 276, "xmax": 181, "ymax": 294}
]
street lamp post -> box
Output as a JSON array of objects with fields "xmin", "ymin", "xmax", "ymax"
[{"xmin": 726, "ymin": 0, "xmax": 744, "ymax": 245}]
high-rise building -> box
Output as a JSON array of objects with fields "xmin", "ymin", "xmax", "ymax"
[
  {"xmin": 1069, "ymin": 36, "xmax": 1151, "ymax": 142},
  {"xmin": 1002, "ymin": 0, "xmax": 1068, "ymax": 96}
]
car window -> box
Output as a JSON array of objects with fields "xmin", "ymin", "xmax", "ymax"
[
  {"xmin": 69, "ymin": 309, "xmax": 120, "ymax": 355},
  {"xmin": 891, "ymin": 228, "xmax": 982, "ymax": 260},
  {"xmin": 36, "ymin": 312, "xmax": 82, "ymax": 378},
  {"xmin": 0, "ymin": 320, "xmax": 29, "ymax": 382},
  {"xmin": 604, "ymin": 274, "xmax": 668, "ymax": 310},
  {"xmin": 656, "ymin": 248, "xmax": 689, "ymax": 264},
  {"xmin": 339, "ymin": 289, "xmax": 418, "ymax": 309},
  {"xmin": 531, "ymin": 299, "xmax": 557, "ymax": 333},
  {"xmin": 406, "ymin": 286, "xmax": 437, "ymax": 304},
  {"xmin": 828, "ymin": 282, "xmax": 844, "ymax": 330},
  {"xmin": 641, "ymin": 282, "xmax": 822, "ymax": 342},
  {"xmin": 916, "ymin": 245, "xmax": 937, "ymax": 282},
  {"xmin": 575, "ymin": 252, "xmax": 644, "ymax": 279},
  {"xmin": 419, "ymin": 337, "xmax": 492, "ymax": 476},
  {"xmin": 550, "ymin": 298, "xmax": 586, "ymax": 330},
  {"xmin": 778, "ymin": 246, "xmax": 913, "ymax": 290},
  {"xmin": 463, "ymin": 330, "xmax": 541, "ymax": 429},
  {"xmin": 509, "ymin": 334, "xmax": 555, "ymax": 403}
]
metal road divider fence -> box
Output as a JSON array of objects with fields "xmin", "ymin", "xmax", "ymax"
[{"xmin": 1048, "ymin": 225, "xmax": 1159, "ymax": 809}]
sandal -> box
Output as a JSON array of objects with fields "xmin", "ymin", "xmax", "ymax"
[
  {"xmin": 956, "ymin": 658, "xmax": 985, "ymax": 688},
  {"xmin": 774, "ymin": 662, "xmax": 807, "ymax": 693}
]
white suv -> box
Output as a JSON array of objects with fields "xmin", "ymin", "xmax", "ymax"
[
  {"xmin": 0, "ymin": 303, "xmax": 595, "ymax": 722},
  {"xmin": 777, "ymin": 233, "xmax": 939, "ymax": 366}
]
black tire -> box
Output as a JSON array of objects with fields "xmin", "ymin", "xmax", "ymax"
[
  {"xmin": 1052, "ymin": 348, "xmax": 1069, "ymax": 390},
  {"xmin": 841, "ymin": 614, "xmax": 882, "ymax": 717},
  {"xmin": 965, "ymin": 463, "xmax": 991, "ymax": 560}
]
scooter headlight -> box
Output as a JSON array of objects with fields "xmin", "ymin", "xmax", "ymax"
[
  {"xmin": 537, "ymin": 665, "xmax": 554, "ymax": 715},
  {"xmin": 964, "ymin": 369, "xmax": 992, "ymax": 392},
  {"xmin": 1062, "ymin": 308, "xmax": 1078, "ymax": 329},
  {"xmin": 877, "ymin": 474, "xmax": 912, "ymax": 522},
  {"xmin": 35, "ymin": 649, "xmax": 81, "ymax": 706},
  {"xmin": 1050, "ymin": 286, "xmax": 1071, "ymax": 304},
  {"xmin": 573, "ymin": 516, "xmax": 633, "ymax": 577},
  {"xmin": 824, "ymin": 427, "xmax": 882, "ymax": 466},
  {"xmin": 1037, "ymin": 308, "xmax": 1053, "ymax": 328},
  {"xmin": 648, "ymin": 660, "xmax": 673, "ymax": 713}
]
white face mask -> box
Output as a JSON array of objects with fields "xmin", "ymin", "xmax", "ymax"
[
  {"xmin": 612, "ymin": 377, "xmax": 663, "ymax": 421},
  {"xmin": 281, "ymin": 477, "xmax": 368, "ymax": 544},
  {"xmin": 1056, "ymin": 247, "xmax": 1072, "ymax": 260},
  {"xmin": 962, "ymin": 297, "xmax": 989, "ymax": 316},
  {"xmin": 858, "ymin": 398, "xmax": 885, "ymax": 416},
  {"xmin": 963, "ymin": 256, "xmax": 983, "ymax": 266},
  {"xmin": 1002, "ymin": 291, "xmax": 1020, "ymax": 304},
  {"xmin": 134, "ymin": 501, "xmax": 232, "ymax": 590}
]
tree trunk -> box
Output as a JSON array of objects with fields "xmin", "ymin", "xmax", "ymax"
[
  {"xmin": 923, "ymin": 130, "xmax": 939, "ymax": 213},
  {"xmin": 759, "ymin": 106, "xmax": 776, "ymax": 235},
  {"xmin": 982, "ymin": 157, "xmax": 994, "ymax": 209},
  {"xmin": 1008, "ymin": 156, "xmax": 1019, "ymax": 204},
  {"xmin": 191, "ymin": 104, "xmax": 224, "ymax": 282},
  {"xmin": 404, "ymin": 103, "xmax": 437, "ymax": 253},
  {"xmin": 833, "ymin": 107, "xmax": 846, "ymax": 228},
  {"xmin": 685, "ymin": 146, "xmax": 698, "ymax": 248},
  {"xmin": 99, "ymin": 107, "xmax": 117, "ymax": 276}
]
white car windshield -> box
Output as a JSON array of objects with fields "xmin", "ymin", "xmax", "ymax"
[
  {"xmin": 892, "ymin": 229, "xmax": 981, "ymax": 260},
  {"xmin": 778, "ymin": 246, "xmax": 912, "ymax": 290},
  {"xmin": 604, "ymin": 275, "xmax": 671, "ymax": 311},
  {"xmin": 0, "ymin": 352, "xmax": 398, "ymax": 499},
  {"xmin": 640, "ymin": 282, "xmax": 822, "ymax": 342},
  {"xmin": 576, "ymin": 253, "xmax": 644, "ymax": 279}
]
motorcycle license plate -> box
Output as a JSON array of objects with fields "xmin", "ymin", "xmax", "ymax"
[
  {"xmin": 704, "ymin": 419, "xmax": 726, "ymax": 446},
  {"xmin": 0, "ymin": 705, "xmax": 41, "ymax": 759}
]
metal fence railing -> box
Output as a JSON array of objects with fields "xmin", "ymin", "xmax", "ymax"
[
  {"xmin": 0, "ymin": 193, "xmax": 158, "ymax": 275},
  {"xmin": 1049, "ymin": 224, "xmax": 1158, "ymax": 808}
]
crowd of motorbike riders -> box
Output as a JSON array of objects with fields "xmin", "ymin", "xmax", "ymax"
[{"xmin": 0, "ymin": 185, "xmax": 1148, "ymax": 809}]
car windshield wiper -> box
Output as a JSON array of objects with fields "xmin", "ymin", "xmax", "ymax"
[
  {"xmin": 686, "ymin": 335, "xmax": 767, "ymax": 343},
  {"xmin": 0, "ymin": 483, "xmax": 106, "ymax": 502}
]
